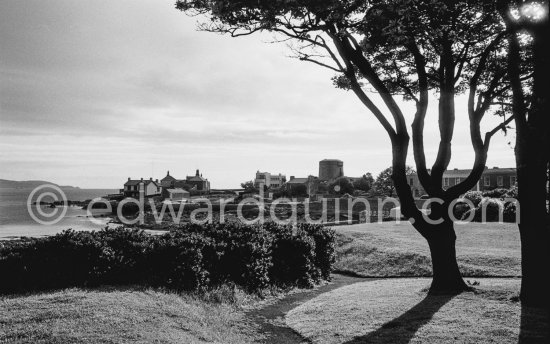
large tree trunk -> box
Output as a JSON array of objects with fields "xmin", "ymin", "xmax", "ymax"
[
  {"xmin": 420, "ymin": 220, "xmax": 469, "ymax": 294},
  {"xmin": 512, "ymin": 21, "xmax": 550, "ymax": 308},
  {"xmin": 393, "ymin": 163, "xmax": 469, "ymax": 295},
  {"xmin": 519, "ymin": 224, "xmax": 549, "ymax": 307},
  {"xmin": 516, "ymin": 141, "xmax": 550, "ymax": 308}
]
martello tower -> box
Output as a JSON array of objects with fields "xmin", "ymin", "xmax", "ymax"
[{"xmin": 318, "ymin": 159, "xmax": 344, "ymax": 181}]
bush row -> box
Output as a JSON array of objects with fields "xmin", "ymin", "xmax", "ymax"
[
  {"xmin": 453, "ymin": 190, "xmax": 518, "ymax": 222},
  {"xmin": 0, "ymin": 223, "xmax": 335, "ymax": 294}
]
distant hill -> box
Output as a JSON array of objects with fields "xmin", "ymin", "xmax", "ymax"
[{"xmin": 0, "ymin": 179, "xmax": 80, "ymax": 189}]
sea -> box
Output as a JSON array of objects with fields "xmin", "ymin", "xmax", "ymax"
[{"xmin": 0, "ymin": 187, "xmax": 118, "ymax": 240}]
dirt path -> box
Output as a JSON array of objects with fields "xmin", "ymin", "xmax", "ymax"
[{"xmin": 247, "ymin": 274, "xmax": 370, "ymax": 344}]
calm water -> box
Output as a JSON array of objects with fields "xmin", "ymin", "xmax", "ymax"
[{"xmin": 0, "ymin": 188, "xmax": 118, "ymax": 239}]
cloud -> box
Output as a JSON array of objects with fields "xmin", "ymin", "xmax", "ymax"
[{"xmin": 0, "ymin": 0, "xmax": 516, "ymax": 188}]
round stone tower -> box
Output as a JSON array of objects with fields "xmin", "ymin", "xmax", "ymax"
[{"xmin": 319, "ymin": 159, "xmax": 344, "ymax": 181}]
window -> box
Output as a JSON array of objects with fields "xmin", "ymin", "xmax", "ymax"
[
  {"xmin": 484, "ymin": 176, "xmax": 490, "ymax": 186},
  {"xmin": 409, "ymin": 178, "xmax": 414, "ymax": 185},
  {"xmin": 455, "ymin": 177, "xmax": 461, "ymax": 185},
  {"xmin": 497, "ymin": 176, "xmax": 503, "ymax": 187},
  {"xmin": 510, "ymin": 176, "xmax": 517, "ymax": 185},
  {"xmin": 443, "ymin": 178, "xmax": 449, "ymax": 187}
]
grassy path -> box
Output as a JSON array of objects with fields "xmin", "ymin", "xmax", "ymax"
[{"xmin": 247, "ymin": 274, "xmax": 368, "ymax": 343}]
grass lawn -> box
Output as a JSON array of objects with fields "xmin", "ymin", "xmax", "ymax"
[
  {"xmin": 286, "ymin": 278, "xmax": 549, "ymax": 344},
  {"xmin": 334, "ymin": 222, "xmax": 521, "ymax": 277},
  {"xmin": 0, "ymin": 286, "xmax": 262, "ymax": 344}
]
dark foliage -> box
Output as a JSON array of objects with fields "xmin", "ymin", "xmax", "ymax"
[
  {"xmin": 482, "ymin": 188, "xmax": 509, "ymax": 198},
  {"xmin": 0, "ymin": 223, "xmax": 335, "ymax": 294}
]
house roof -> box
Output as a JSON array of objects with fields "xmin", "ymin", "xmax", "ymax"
[
  {"xmin": 187, "ymin": 175, "xmax": 208, "ymax": 182},
  {"xmin": 483, "ymin": 167, "xmax": 516, "ymax": 174},
  {"xmin": 442, "ymin": 169, "xmax": 473, "ymax": 177},
  {"xmin": 409, "ymin": 167, "xmax": 516, "ymax": 179},
  {"xmin": 124, "ymin": 179, "xmax": 160, "ymax": 187},
  {"xmin": 286, "ymin": 178, "xmax": 309, "ymax": 184},
  {"xmin": 167, "ymin": 188, "xmax": 190, "ymax": 194},
  {"xmin": 161, "ymin": 171, "xmax": 176, "ymax": 182}
]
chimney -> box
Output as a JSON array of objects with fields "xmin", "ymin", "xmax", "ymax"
[
  {"xmin": 196, "ymin": 169, "xmax": 200, "ymax": 176},
  {"xmin": 167, "ymin": 170, "xmax": 170, "ymax": 176},
  {"xmin": 155, "ymin": 179, "xmax": 159, "ymax": 183},
  {"xmin": 493, "ymin": 166, "xmax": 499, "ymax": 169},
  {"xmin": 141, "ymin": 177, "xmax": 143, "ymax": 181},
  {"xmin": 454, "ymin": 168, "xmax": 458, "ymax": 170},
  {"xmin": 128, "ymin": 177, "xmax": 131, "ymax": 181},
  {"xmin": 290, "ymin": 176, "xmax": 295, "ymax": 180},
  {"xmin": 150, "ymin": 177, "xmax": 153, "ymax": 181}
]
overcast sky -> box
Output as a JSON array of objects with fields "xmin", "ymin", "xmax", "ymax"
[{"xmin": 0, "ymin": 0, "xmax": 516, "ymax": 189}]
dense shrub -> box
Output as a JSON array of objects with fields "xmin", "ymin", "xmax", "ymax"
[
  {"xmin": 504, "ymin": 187, "xmax": 518, "ymax": 199},
  {"xmin": 452, "ymin": 202, "xmax": 472, "ymax": 220},
  {"xmin": 482, "ymin": 188, "xmax": 508, "ymax": 198},
  {"xmin": 461, "ymin": 197, "xmax": 505, "ymax": 222},
  {"xmin": 269, "ymin": 225, "xmax": 317, "ymax": 287},
  {"xmin": 503, "ymin": 201, "xmax": 519, "ymax": 223},
  {"xmin": 299, "ymin": 223, "xmax": 336, "ymax": 280},
  {"xmin": 463, "ymin": 191, "xmax": 483, "ymax": 207},
  {"xmin": 0, "ymin": 223, "xmax": 335, "ymax": 294},
  {"xmin": 146, "ymin": 231, "xmax": 210, "ymax": 291}
]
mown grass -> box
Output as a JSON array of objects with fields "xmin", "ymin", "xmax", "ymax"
[
  {"xmin": 0, "ymin": 285, "xmax": 263, "ymax": 344},
  {"xmin": 334, "ymin": 222, "xmax": 521, "ymax": 277},
  {"xmin": 286, "ymin": 278, "xmax": 549, "ymax": 344}
]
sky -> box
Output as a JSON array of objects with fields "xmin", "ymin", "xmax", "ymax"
[{"xmin": 0, "ymin": 0, "xmax": 516, "ymax": 189}]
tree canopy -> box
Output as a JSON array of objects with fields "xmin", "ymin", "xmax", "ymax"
[
  {"xmin": 176, "ymin": 0, "xmax": 532, "ymax": 293},
  {"xmin": 372, "ymin": 166, "xmax": 415, "ymax": 198}
]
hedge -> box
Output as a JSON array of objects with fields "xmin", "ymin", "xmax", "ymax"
[{"xmin": 0, "ymin": 223, "xmax": 335, "ymax": 294}]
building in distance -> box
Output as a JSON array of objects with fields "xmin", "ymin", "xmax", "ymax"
[
  {"xmin": 254, "ymin": 171, "xmax": 287, "ymax": 189},
  {"xmin": 185, "ymin": 169, "xmax": 211, "ymax": 194},
  {"xmin": 408, "ymin": 167, "xmax": 517, "ymax": 198},
  {"xmin": 122, "ymin": 177, "xmax": 161, "ymax": 198},
  {"xmin": 319, "ymin": 159, "xmax": 344, "ymax": 182}
]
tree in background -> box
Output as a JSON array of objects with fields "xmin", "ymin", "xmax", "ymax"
[
  {"xmin": 240, "ymin": 181, "xmax": 257, "ymax": 193},
  {"xmin": 353, "ymin": 173, "xmax": 374, "ymax": 193},
  {"xmin": 329, "ymin": 177, "xmax": 355, "ymax": 195},
  {"xmin": 372, "ymin": 166, "xmax": 415, "ymax": 198},
  {"xmin": 177, "ymin": 0, "xmax": 518, "ymax": 294},
  {"xmin": 289, "ymin": 184, "xmax": 308, "ymax": 198}
]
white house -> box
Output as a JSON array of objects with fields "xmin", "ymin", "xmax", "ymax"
[{"xmin": 123, "ymin": 177, "xmax": 161, "ymax": 198}]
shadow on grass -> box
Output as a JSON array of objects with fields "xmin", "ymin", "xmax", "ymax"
[
  {"xmin": 342, "ymin": 294, "xmax": 455, "ymax": 344},
  {"xmin": 518, "ymin": 305, "xmax": 550, "ymax": 344}
]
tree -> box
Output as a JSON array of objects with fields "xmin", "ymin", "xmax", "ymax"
[
  {"xmin": 372, "ymin": 166, "xmax": 415, "ymax": 198},
  {"xmin": 240, "ymin": 180, "xmax": 257, "ymax": 193},
  {"xmin": 329, "ymin": 177, "xmax": 355, "ymax": 195},
  {"xmin": 289, "ymin": 184, "xmax": 308, "ymax": 197},
  {"xmin": 496, "ymin": 0, "xmax": 549, "ymax": 308},
  {"xmin": 177, "ymin": 0, "xmax": 514, "ymax": 294},
  {"xmin": 353, "ymin": 173, "xmax": 374, "ymax": 193}
]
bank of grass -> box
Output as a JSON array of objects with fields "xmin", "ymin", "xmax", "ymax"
[
  {"xmin": 286, "ymin": 278, "xmax": 549, "ymax": 344},
  {"xmin": 0, "ymin": 285, "xmax": 263, "ymax": 344},
  {"xmin": 334, "ymin": 222, "xmax": 521, "ymax": 277}
]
